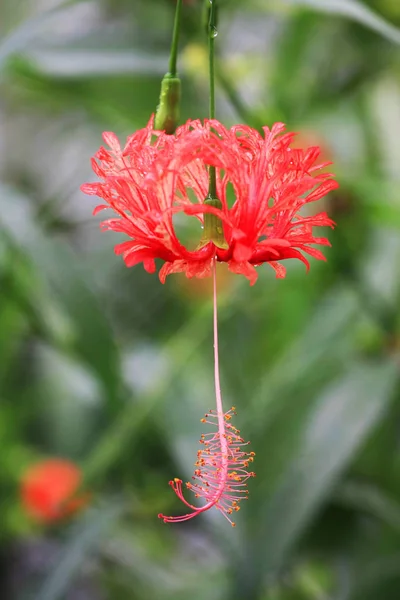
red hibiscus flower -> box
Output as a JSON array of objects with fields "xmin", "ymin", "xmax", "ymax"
[{"xmin": 81, "ymin": 117, "xmax": 338, "ymax": 285}]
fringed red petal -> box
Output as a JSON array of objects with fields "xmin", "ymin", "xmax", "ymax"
[{"xmin": 81, "ymin": 117, "xmax": 338, "ymax": 283}]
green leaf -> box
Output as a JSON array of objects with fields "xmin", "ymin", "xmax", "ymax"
[
  {"xmin": 34, "ymin": 344, "xmax": 102, "ymax": 457},
  {"xmin": 349, "ymin": 551, "xmax": 400, "ymax": 600},
  {"xmin": 235, "ymin": 359, "xmax": 399, "ymax": 596},
  {"xmin": 82, "ymin": 298, "xmax": 232, "ymax": 486},
  {"xmin": 0, "ymin": 184, "xmax": 121, "ymax": 406},
  {"xmin": 342, "ymin": 175, "xmax": 400, "ymax": 229},
  {"xmin": 281, "ymin": 0, "xmax": 400, "ymax": 45},
  {"xmin": 0, "ymin": 0, "xmax": 79, "ymax": 72},
  {"xmin": 36, "ymin": 503, "xmax": 125, "ymax": 600},
  {"xmin": 27, "ymin": 49, "xmax": 168, "ymax": 78},
  {"xmin": 0, "ymin": 298, "xmax": 27, "ymax": 386},
  {"xmin": 334, "ymin": 480, "xmax": 400, "ymax": 532},
  {"xmin": 249, "ymin": 286, "xmax": 359, "ymax": 427}
]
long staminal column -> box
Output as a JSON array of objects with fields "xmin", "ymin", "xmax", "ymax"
[
  {"xmin": 212, "ymin": 257, "xmax": 229, "ymax": 491},
  {"xmin": 159, "ymin": 259, "xmax": 255, "ymax": 526}
]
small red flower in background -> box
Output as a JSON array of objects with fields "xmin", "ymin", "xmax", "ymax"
[
  {"xmin": 81, "ymin": 117, "xmax": 338, "ymax": 285},
  {"xmin": 20, "ymin": 459, "xmax": 88, "ymax": 523}
]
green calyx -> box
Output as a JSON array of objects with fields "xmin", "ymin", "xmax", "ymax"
[
  {"xmin": 197, "ymin": 195, "xmax": 228, "ymax": 250},
  {"xmin": 154, "ymin": 74, "xmax": 181, "ymax": 135}
]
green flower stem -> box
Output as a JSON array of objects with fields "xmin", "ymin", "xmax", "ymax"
[
  {"xmin": 201, "ymin": 0, "xmax": 228, "ymax": 249},
  {"xmin": 168, "ymin": 0, "xmax": 183, "ymax": 77},
  {"xmin": 155, "ymin": 0, "xmax": 183, "ymax": 133},
  {"xmin": 208, "ymin": 0, "xmax": 217, "ymax": 198}
]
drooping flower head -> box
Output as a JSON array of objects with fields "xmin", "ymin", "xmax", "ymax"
[
  {"xmin": 81, "ymin": 117, "xmax": 338, "ymax": 285},
  {"xmin": 81, "ymin": 117, "xmax": 338, "ymax": 526},
  {"xmin": 158, "ymin": 407, "xmax": 255, "ymax": 527},
  {"xmin": 20, "ymin": 459, "xmax": 89, "ymax": 523}
]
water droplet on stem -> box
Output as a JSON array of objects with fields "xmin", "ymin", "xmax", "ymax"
[{"xmin": 211, "ymin": 26, "xmax": 218, "ymax": 38}]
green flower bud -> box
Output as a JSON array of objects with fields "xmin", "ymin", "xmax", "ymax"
[{"xmin": 154, "ymin": 74, "xmax": 181, "ymax": 135}]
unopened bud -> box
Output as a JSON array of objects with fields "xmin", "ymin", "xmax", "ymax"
[{"xmin": 154, "ymin": 74, "xmax": 181, "ymax": 134}]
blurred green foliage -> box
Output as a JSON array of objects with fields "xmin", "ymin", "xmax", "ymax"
[{"xmin": 1, "ymin": 0, "xmax": 400, "ymax": 599}]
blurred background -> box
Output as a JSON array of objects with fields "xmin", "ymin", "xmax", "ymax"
[{"xmin": 1, "ymin": 0, "xmax": 400, "ymax": 599}]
